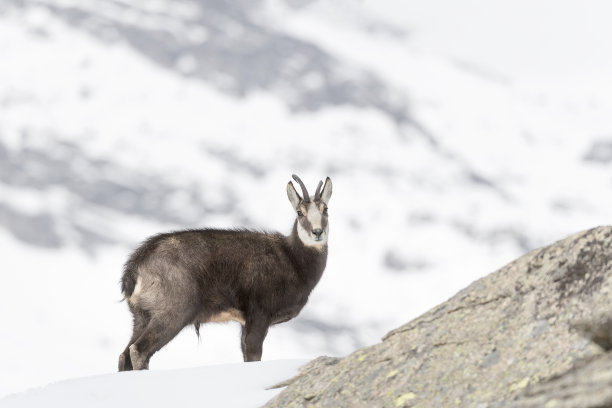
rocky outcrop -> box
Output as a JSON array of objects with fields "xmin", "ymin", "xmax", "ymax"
[
  {"xmin": 515, "ymin": 314, "xmax": 612, "ymax": 408},
  {"xmin": 265, "ymin": 226, "xmax": 612, "ymax": 407}
]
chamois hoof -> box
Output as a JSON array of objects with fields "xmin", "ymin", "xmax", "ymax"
[
  {"xmin": 129, "ymin": 344, "xmax": 148, "ymax": 370},
  {"xmin": 118, "ymin": 353, "xmax": 134, "ymax": 371},
  {"xmin": 118, "ymin": 354, "xmax": 126, "ymax": 371}
]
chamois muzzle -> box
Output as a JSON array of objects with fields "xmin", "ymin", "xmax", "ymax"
[{"xmin": 312, "ymin": 228, "xmax": 324, "ymax": 240}]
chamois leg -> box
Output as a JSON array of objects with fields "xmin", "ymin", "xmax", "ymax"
[
  {"xmin": 118, "ymin": 309, "xmax": 149, "ymax": 372},
  {"xmin": 240, "ymin": 325, "xmax": 247, "ymax": 357},
  {"xmin": 242, "ymin": 316, "xmax": 270, "ymax": 362},
  {"xmin": 129, "ymin": 312, "xmax": 192, "ymax": 370}
]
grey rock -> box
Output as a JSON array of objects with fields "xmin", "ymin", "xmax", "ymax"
[
  {"xmin": 0, "ymin": 202, "xmax": 63, "ymax": 248},
  {"xmin": 0, "ymin": 138, "xmax": 233, "ymax": 250},
  {"xmin": 572, "ymin": 314, "xmax": 612, "ymax": 351},
  {"xmin": 383, "ymin": 250, "xmax": 430, "ymax": 273},
  {"xmin": 480, "ymin": 349, "xmax": 500, "ymax": 368},
  {"xmin": 265, "ymin": 226, "xmax": 612, "ymax": 407},
  {"xmin": 515, "ymin": 353, "xmax": 612, "ymax": 408},
  {"xmin": 5, "ymin": 0, "xmax": 414, "ymax": 126},
  {"xmin": 583, "ymin": 139, "xmax": 612, "ymax": 164}
]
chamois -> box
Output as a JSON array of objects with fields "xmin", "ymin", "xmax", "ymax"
[{"xmin": 118, "ymin": 175, "xmax": 332, "ymax": 370}]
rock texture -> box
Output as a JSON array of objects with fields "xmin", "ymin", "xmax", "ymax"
[
  {"xmin": 265, "ymin": 226, "xmax": 612, "ymax": 408},
  {"xmin": 516, "ymin": 352, "xmax": 612, "ymax": 408}
]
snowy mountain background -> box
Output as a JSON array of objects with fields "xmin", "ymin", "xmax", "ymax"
[{"xmin": 1, "ymin": 0, "xmax": 612, "ymax": 399}]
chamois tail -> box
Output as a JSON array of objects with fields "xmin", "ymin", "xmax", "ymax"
[{"xmin": 121, "ymin": 261, "xmax": 138, "ymax": 299}]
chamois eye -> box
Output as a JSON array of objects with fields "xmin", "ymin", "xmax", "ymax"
[
  {"xmin": 297, "ymin": 210, "xmax": 304, "ymax": 217},
  {"xmin": 323, "ymin": 207, "xmax": 328, "ymax": 215}
]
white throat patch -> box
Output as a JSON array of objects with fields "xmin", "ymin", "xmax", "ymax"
[{"xmin": 297, "ymin": 222, "xmax": 327, "ymax": 248}]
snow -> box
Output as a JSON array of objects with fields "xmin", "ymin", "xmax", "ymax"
[
  {"xmin": 0, "ymin": 360, "xmax": 307, "ymax": 408},
  {"xmin": 1, "ymin": 0, "xmax": 612, "ymax": 403}
]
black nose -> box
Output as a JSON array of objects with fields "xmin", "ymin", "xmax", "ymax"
[{"xmin": 312, "ymin": 228, "xmax": 323, "ymax": 238}]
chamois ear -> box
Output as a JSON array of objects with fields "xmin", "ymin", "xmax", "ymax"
[
  {"xmin": 287, "ymin": 181, "xmax": 302, "ymax": 209},
  {"xmin": 320, "ymin": 177, "xmax": 332, "ymax": 204}
]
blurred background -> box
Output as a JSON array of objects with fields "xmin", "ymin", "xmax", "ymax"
[{"xmin": 1, "ymin": 0, "xmax": 612, "ymax": 398}]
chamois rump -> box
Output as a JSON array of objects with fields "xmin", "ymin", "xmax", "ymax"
[{"xmin": 118, "ymin": 175, "xmax": 332, "ymax": 371}]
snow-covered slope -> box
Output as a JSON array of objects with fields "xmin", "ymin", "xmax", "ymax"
[
  {"xmin": 1, "ymin": 0, "xmax": 612, "ymax": 399},
  {"xmin": 0, "ymin": 360, "xmax": 306, "ymax": 408}
]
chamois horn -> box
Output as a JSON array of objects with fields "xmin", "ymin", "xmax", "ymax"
[{"xmin": 292, "ymin": 174, "xmax": 311, "ymax": 202}]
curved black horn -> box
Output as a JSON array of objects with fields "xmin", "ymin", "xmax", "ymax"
[
  {"xmin": 292, "ymin": 174, "xmax": 310, "ymax": 202},
  {"xmin": 314, "ymin": 180, "xmax": 323, "ymax": 201}
]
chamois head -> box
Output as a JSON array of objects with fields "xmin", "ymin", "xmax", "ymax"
[{"xmin": 287, "ymin": 174, "xmax": 332, "ymax": 248}]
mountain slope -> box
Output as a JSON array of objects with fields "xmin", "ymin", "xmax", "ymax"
[{"xmin": 1, "ymin": 0, "xmax": 612, "ymax": 399}]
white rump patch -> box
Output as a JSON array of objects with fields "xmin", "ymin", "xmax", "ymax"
[
  {"xmin": 132, "ymin": 276, "xmax": 143, "ymax": 296},
  {"xmin": 128, "ymin": 276, "xmax": 143, "ymax": 306}
]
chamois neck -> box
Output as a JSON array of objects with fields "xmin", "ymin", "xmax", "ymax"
[{"xmin": 286, "ymin": 220, "xmax": 328, "ymax": 284}]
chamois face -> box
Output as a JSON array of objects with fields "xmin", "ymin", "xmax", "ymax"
[{"xmin": 287, "ymin": 176, "xmax": 332, "ymax": 248}]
